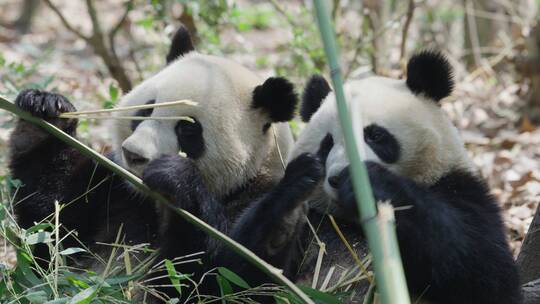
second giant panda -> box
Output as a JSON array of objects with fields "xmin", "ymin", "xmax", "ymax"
[
  {"xmin": 290, "ymin": 51, "xmax": 522, "ymax": 304},
  {"xmin": 9, "ymin": 27, "xmax": 322, "ymax": 301}
]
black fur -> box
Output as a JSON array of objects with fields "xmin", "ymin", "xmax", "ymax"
[
  {"xmin": 406, "ymin": 50, "xmax": 454, "ymax": 102},
  {"xmin": 337, "ymin": 162, "xmax": 522, "ymax": 304},
  {"xmin": 216, "ymin": 153, "xmax": 322, "ymax": 285},
  {"xmin": 10, "ymin": 88, "xmax": 316, "ymax": 302},
  {"xmin": 301, "ymin": 74, "xmax": 331, "ymax": 122},
  {"xmin": 175, "ymin": 119, "xmax": 205, "ymax": 159},
  {"xmin": 166, "ymin": 25, "xmax": 195, "ymax": 64},
  {"xmin": 131, "ymin": 99, "xmax": 155, "ymax": 131},
  {"xmin": 141, "ymin": 155, "xmax": 229, "ymax": 299},
  {"xmin": 9, "ymin": 90, "xmax": 159, "ymax": 270},
  {"xmin": 252, "ymin": 77, "xmax": 298, "ymax": 122},
  {"xmin": 16, "ymin": 89, "xmax": 76, "ymax": 118},
  {"xmin": 364, "ymin": 124, "xmax": 401, "ymax": 164},
  {"xmin": 141, "ymin": 151, "xmax": 323, "ymax": 301}
]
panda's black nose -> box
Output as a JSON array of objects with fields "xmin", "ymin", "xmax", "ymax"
[
  {"xmin": 122, "ymin": 147, "xmax": 149, "ymax": 166},
  {"xmin": 328, "ymin": 175, "xmax": 340, "ymax": 188}
]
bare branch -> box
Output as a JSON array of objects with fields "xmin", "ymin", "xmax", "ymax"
[
  {"xmin": 85, "ymin": 0, "xmax": 103, "ymax": 39},
  {"xmin": 464, "ymin": 0, "xmax": 483, "ymax": 68},
  {"xmin": 43, "ymin": 0, "xmax": 89, "ymax": 41},
  {"xmin": 45, "ymin": 0, "xmax": 133, "ymax": 92},
  {"xmin": 109, "ymin": 0, "xmax": 133, "ymax": 68},
  {"xmin": 109, "ymin": 0, "xmax": 132, "ymax": 41},
  {"xmin": 399, "ymin": 0, "xmax": 415, "ymax": 66},
  {"xmin": 268, "ymin": 0, "xmax": 300, "ymax": 28}
]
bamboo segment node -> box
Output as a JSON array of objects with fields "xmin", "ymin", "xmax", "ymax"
[{"xmin": 313, "ymin": 0, "xmax": 411, "ymax": 302}]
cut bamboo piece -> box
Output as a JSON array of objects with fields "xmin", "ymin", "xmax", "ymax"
[
  {"xmin": 59, "ymin": 99, "xmax": 197, "ymax": 117},
  {"xmin": 59, "ymin": 114, "xmax": 195, "ymax": 123}
]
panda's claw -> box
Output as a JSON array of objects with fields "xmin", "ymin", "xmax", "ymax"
[
  {"xmin": 14, "ymin": 89, "xmax": 77, "ymax": 133},
  {"xmin": 15, "ymin": 89, "xmax": 76, "ymax": 119}
]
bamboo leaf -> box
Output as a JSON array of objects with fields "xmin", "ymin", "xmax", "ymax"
[
  {"xmin": 59, "ymin": 247, "xmax": 86, "ymax": 256},
  {"xmin": 68, "ymin": 286, "xmax": 98, "ymax": 304},
  {"xmin": 164, "ymin": 259, "xmax": 183, "ymax": 296},
  {"xmin": 217, "ymin": 267, "xmax": 251, "ymax": 289}
]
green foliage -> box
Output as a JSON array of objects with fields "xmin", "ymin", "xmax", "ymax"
[
  {"xmin": 0, "ymin": 51, "xmax": 55, "ymax": 99},
  {"xmin": 101, "ymin": 84, "xmax": 120, "ymax": 109},
  {"xmin": 229, "ymin": 4, "xmax": 275, "ymax": 32}
]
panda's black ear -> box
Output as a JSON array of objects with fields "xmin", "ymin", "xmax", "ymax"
[
  {"xmin": 301, "ymin": 74, "xmax": 331, "ymax": 122},
  {"xmin": 406, "ymin": 50, "xmax": 454, "ymax": 102},
  {"xmin": 252, "ymin": 77, "xmax": 298, "ymax": 122},
  {"xmin": 166, "ymin": 25, "xmax": 195, "ymax": 64}
]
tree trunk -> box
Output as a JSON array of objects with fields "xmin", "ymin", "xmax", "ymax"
[
  {"xmin": 363, "ymin": 0, "xmax": 392, "ymax": 74},
  {"xmin": 523, "ymin": 279, "xmax": 540, "ymax": 304},
  {"xmin": 14, "ymin": 0, "xmax": 40, "ymax": 34},
  {"xmin": 517, "ymin": 22, "xmax": 540, "ymax": 123},
  {"xmin": 517, "ymin": 203, "xmax": 540, "ymax": 283},
  {"xmin": 89, "ymin": 35, "xmax": 132, "ymax": 93},
  {"xmin": 463, "ymin": 0, "xmax": 500, "ymax": 69}
]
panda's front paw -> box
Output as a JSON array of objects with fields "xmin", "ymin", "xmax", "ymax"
[
  {"xmin": 338, "ymin": 162, "xmax": 403, "ymax": 212},
  {"xmin": 15, "ymin": 89, "xmax": 77, "ymax": 131},
  {"xmin": 282, "ymin": 153, "xmax": 323, "ymax": 195},
  {"xmin": 339, "ymin": 162, "xmax": 409, "ymax": 209},
  {"xmin": 16, "ymin": 89, "xmax": 76, "ymax": 118},
  {"xmin": 142, "ymin": 155, "xmax": 200, "ymax": 202}
]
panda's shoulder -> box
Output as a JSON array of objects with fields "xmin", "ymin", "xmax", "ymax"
[{"xmin": 432, "ymin": 169, "xmax": 498, "ymax": 210}]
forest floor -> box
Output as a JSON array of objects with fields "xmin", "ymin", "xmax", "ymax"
[{"xmin": 0, "ymin": 0, "xmax": 538, "ymax": 269}]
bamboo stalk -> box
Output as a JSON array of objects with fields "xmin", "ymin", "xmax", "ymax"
[
  {"xmin": 0, "ymin": 96, "xmax": 313, "ymax": 304},
  {"xmin": 59, "ymin": 99, "xmax": 197, "ymax": 116},
  {"xmin": 58, "ymin": 114, "xmax": 195, "ymax": 123},
  {"xmin": 312, "ymin": 1, "xmax": 411, "ymax": 303}
]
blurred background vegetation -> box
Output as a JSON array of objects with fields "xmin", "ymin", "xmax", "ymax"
[{"xmin": 2, "ymin": 0, "xmax": 540, "ymax": 302}]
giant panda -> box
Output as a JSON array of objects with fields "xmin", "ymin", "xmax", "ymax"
[
  {"xmin": 290, "ymin": 51, "xmax": 522, "ymax": 304},
  {"xmin": 8, "ymin": 26, "xmax": 322, "ymax": 302}
]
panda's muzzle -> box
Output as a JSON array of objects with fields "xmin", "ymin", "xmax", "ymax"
[{"xmin": 122, "ymin": 146, "xmax": 149, "ymax": 166}]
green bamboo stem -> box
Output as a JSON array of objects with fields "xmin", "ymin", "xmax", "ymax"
[
  {"xmin": 312, "ymin": 1, "xmax": 411, "ymax": 303},
  {"xmin": 0, "ymin": 96, "xmax": 313, "ymax": 304}
]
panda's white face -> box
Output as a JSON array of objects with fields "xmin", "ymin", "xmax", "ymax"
[
  {"xmin": 112, "ymin": 53, "xmax": 295, "ymax": 197},
  {"xmin": 290, "ymin": 75, "xmax": 471, "ymax": 204}
]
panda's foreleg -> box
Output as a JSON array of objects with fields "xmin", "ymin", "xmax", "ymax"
[
  {"xmin": 338, "ymin": 162, "xmax": 521, "ymax": 304},
  {"xmin": 9, "ymin": 90, "xmax": 79, "ymax": 211},
  {"xmin": 214, "ymin": 152, "xmax": 324, "ymax": 292},
  {"xmin": 7, "ymin": 89, "xmax": 114, "ymax": 266},
  {"xmin": 142, "ymin": 154, "xmax": 229, "ymax": 299}
]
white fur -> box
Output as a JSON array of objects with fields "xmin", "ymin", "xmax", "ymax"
[
  {"xmin": 290, "ymin": 76, "xmax": 472, "ymax": 200},
  {"xmin": 111, "ymin": 52, "xmax": 293, "ymax": 197}
]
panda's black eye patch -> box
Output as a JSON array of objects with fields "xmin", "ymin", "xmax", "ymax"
[
  {"xmin": 175, "ymin": 119, "xmax": 205, "ymax": 159},
  {"xmin": 364, "ymin": 124, "xmax": 400, "ymax": 164},
  {"xmin": 131, "ymin": 100, "xmax": 155, "ymax": 131}
]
